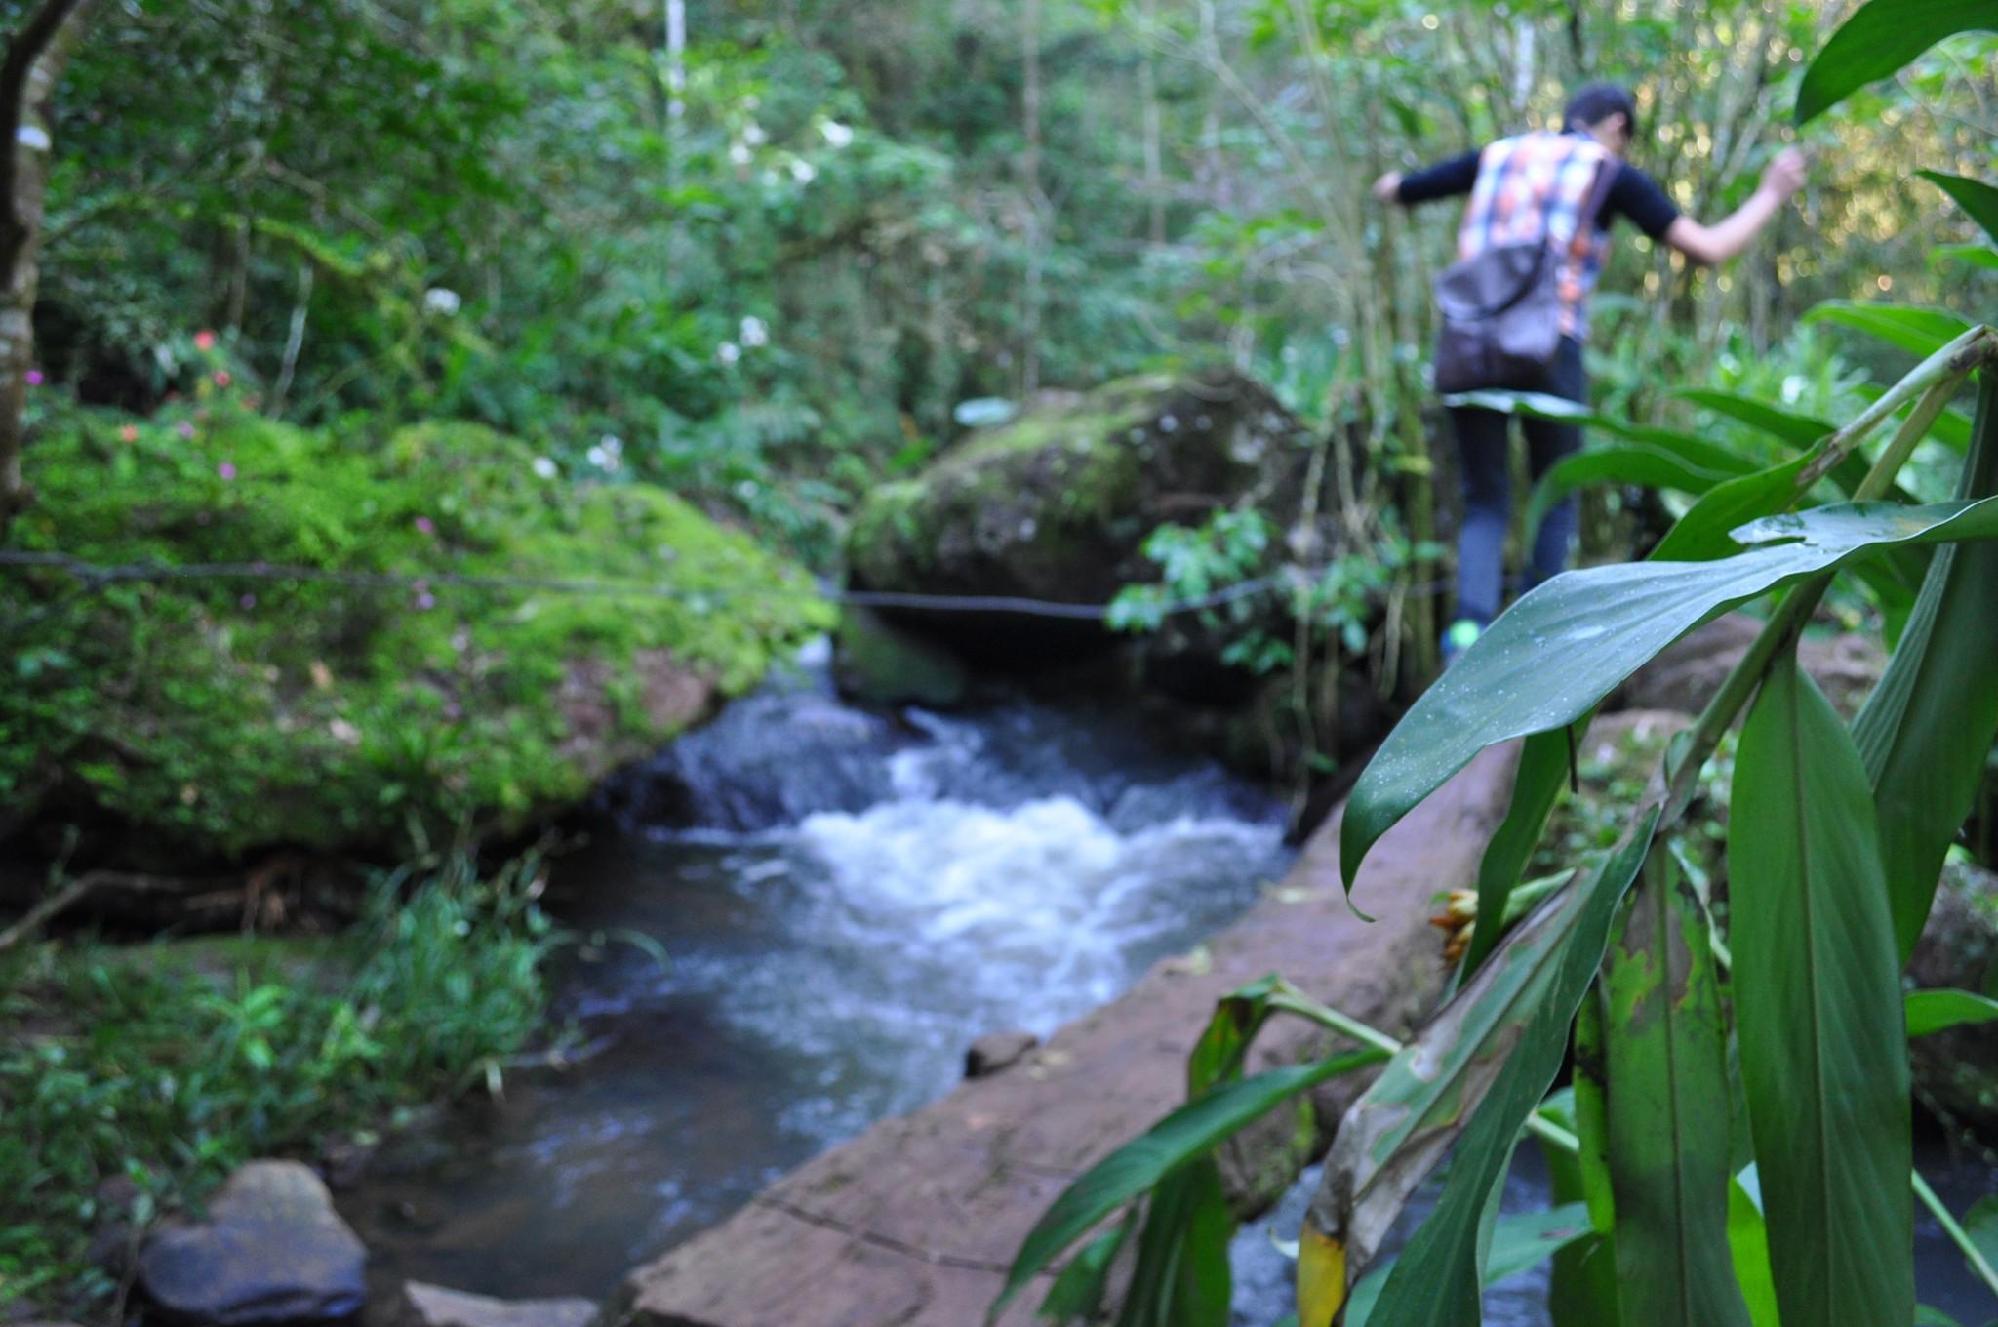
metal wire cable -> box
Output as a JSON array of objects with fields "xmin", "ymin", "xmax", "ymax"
[{"xmin": 0, "ymin": 548, "xmax": 1452, "ymax": 634}]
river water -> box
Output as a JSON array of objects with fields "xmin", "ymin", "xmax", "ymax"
[
  {"xmin": 339, "ymin": 652, "xmax": 1998, "ymax": 1323},
  {"xmin": 338, "ymin": 655, "xmax": 1293, "ymax": 1301}
]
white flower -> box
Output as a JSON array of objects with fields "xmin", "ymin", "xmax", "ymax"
[
  {"xmin": 820, "ymin": 120, "xmax": 855, "ymax": 148},
  {"xmin": 743, "ymin": 123, "xmax": 768, "ymax": 146},
  {"xmin": 600, "ymin": 433, "xmax": 623, "ymax": 457},
  {"xmin": 729, "ymin": 142, "xmax": 752, "ymax": 166},
  {"xmin": 739, "ymin": 316, "xmax": 769, "ymax": 348},
  {"xmin": 789, "ymin": 159, "xmax": 817, "ymax": 184},
  {"xmin": 532, "ymin": 456, "xmax": 558, "ymax": 479},
  {"xmin": 423, "ymin": 287, "xmax": 462, "ymax": 316},
  {"xmin": 716, "ymin": 341, "xmax": 742, "ymax": 366},
  {"xmin": 586, "ymin": 445, "xmax": 608, "ymax": 467}
]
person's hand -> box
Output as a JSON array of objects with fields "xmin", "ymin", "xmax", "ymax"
[
  {"xmin": 1372, "ymin": 171, "xmax": 1404, "ymax": 204},
  {"xmin": 1760, "ymin": 147, "xmax": 1806, "ymax": 202}
]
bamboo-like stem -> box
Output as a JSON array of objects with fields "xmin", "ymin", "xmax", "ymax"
[{"xmin": 1913, "ymin": 1171, "xmax": 1998, "ymax": 1299}]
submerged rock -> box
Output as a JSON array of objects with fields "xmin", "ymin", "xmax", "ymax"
[
  {"xmin": 138, "ymin": 1160, "xmax": 366, "ymax": 1326},
  {"xmin": 845, "ymin": 371, "xmax": 1323, "ymax": 669},
  {"xmin": 404, "ymin": 1282, "xmax": 595, "ymax": 1327}
]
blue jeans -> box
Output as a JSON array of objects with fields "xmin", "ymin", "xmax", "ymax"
[{"xmin": 1447, "ymin": 337, "xmax": 1585, "ymax": 627}]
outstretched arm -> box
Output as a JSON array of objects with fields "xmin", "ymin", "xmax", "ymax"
[
  {"xmin": 1373, "ymin": 150, "xmax": 1480, "ymax": 207},
  {"xmin": 1664, "ymin": 148, "xmax": 1806, "ymax": 265}
]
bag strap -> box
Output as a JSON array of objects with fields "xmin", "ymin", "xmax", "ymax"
[{"xmin": 1565, "ymin": 152, "xmax": 1618, "ymax": 258}]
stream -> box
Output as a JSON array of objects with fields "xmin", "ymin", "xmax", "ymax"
[
  {"xmin": 339, "ymin": 651, "xmax": 1293, "ymax": 1302},
  {"xmin": 338, "ymin": 650, "xmax": 1998, "ymax": 1324}
]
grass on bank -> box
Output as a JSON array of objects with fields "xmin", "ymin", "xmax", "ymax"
[{"xmin": 0, "ymin": 854, "xmax": 554, "ymax": 1315}]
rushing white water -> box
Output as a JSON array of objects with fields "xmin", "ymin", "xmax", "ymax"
[{"xmin": 340, "ymin": 664, "xmax": 1291, "ymax": 1301}]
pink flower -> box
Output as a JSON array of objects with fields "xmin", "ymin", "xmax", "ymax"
[
  {"xmin": 217, "ymin": 461, "xmax": 236, "ymax": 481},
  {"xmin": 213, "ymin": 370, "xmax": 232, "ymax": 388},
  {"xmin": 239, "ymin": 593, "xmax": 257, "ymax": 610},
  {"xmin": 24, "ymin": 369, "xmax": 42, "ymax": 387},
  {"xmin": 118, "ymin": 424, "xmax": 139, "ymax": 443},
  {"xmin": 194, "ymin": 330, "xmax": 217, "ymax": 351},
  {"xmin": 414, "ymin": 515, "xmax": 436, "ymax": 536},
  {"xmin": 416, "ymin": 590, "xmax": 436, "ymax": 611},
  {"xmin": 176, "ymin": 421, "xmax": 195, "ymax": 440}
]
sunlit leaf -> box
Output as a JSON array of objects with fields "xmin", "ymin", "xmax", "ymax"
[
  {"xmin": 1726, "ymin": 1171, "xmax": 1781, "ymax": 1327},
  {"xmin": 1600, "ymin": 857, "xmax": 1749, "ymax": 1326},
  {"xmin": 1341, "ymin": 495, "xmax": 1998, "ymax": 884},
  {"xmin": 1730, "ymin": 653, "xmax": 1913, "ymax": 1327},
  {"xmin": 1803, "ymin": 302, "xmax": 1974, "ymax": 359},
  {"xmin": 1920, "ymin": 171, "xmax": 1998, "ymax": 247},
  {"xmin": 1905, "ymin": 988, "xmax": 1998, "ymax": 1038},
  {"xmin": 1934, "ymin": 244, "xmax": 1998, "ymax": 273},
  {"xmin": 1795, "ymin": 0, "xmax": 1998, "ymax": 124},
  {"xmin": 1345, "ymin": 808, "xmax": 1660, "ymax": 1327}
]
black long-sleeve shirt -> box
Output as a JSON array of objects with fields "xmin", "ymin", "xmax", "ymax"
[{"xmin": 1396, "ymin": 146, "xmax": 1682, "ymax": 240}]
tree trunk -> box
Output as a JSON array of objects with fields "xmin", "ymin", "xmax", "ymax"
[
  {"xmin": 1139, "ymin": 0, "xmax": 1164, "ymax": 246},
  {"xmin": 0, "ymin": 0, "xmax": 91, "ymax": 539},
  {"xmin": 1019, "ymin": 0, "xmax": 1043, "ymax": 398}
]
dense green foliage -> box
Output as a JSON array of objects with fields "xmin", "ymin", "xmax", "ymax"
[
  {"xmin": 1, "ymin": 373, "xmax": 827, "ymax": 860},
  {"xmin": 0, "ymin": 855, "xmax": 554, "ymax": 1311},
  {"xmin": 998, "ymin": 5, "xmax": 1998, "ymax": 1325}
]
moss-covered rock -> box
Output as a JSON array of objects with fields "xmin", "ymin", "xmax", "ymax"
[
  {"xmin": 2, "ymin": 405, "xmax": 831, "ymax": 863},
  {"xmin": 844, "ymin": 371, "xmax": 1315, "ymax": 662}
]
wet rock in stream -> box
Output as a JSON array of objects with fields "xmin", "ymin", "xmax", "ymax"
[{"xmin": 138, "ymin": 1160, "xmax": 366, "ymax": 1326}]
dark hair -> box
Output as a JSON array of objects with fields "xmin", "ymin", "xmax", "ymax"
[{"xmin": 1563, "ymin": 83, "xmax": 1638, "ymax": 138}]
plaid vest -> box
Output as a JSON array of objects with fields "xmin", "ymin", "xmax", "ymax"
[{"xmin": 1457, "ymin": 131, "xmax": 1614, "ymax": 339}]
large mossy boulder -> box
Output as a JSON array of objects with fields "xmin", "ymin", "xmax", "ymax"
[
  {"xmin": 845, "ymin": 371, "xmax": 1318, "ymax": 666},
  {"xmin": 2, "ymin": 409, "xmax": 830, "ymax": 864}
]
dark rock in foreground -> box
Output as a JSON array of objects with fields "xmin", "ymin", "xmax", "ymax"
[{"xmin": 139, "ymin": 1160, "xmax": 366, "ymax": 1326}]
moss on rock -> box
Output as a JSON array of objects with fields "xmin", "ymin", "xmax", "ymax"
[
  {"xmin": 2, "ymin": 406, "xmax": 831, "ymax": 862},
  {"xmin": 843, "ymin": 370, "xmax": 1314, "ymax": 664}
]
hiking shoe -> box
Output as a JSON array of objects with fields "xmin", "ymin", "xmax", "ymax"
[{"xmin": 1441, "ymin": 619, "xmax": 1482, "ymax": 667}]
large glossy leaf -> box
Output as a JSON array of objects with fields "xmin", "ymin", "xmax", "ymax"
[
  {"xmin": 1804, "ymin": 302, "xmax": 1975, "ymax": 358},
  {"xmin": 1524, "ymin": 444, "xmax": 1752, "ymax": 545},
  {"xmin": 1854, "ymin": 375, "xmax": 1998, "ymax": 958},
  {"xmin": 1921, "ymin": 170, "xmax": 1998, "ymax": 247},
  {"xmin": 1601, "ymin": 857, "xmax": 1749, "ymax": 1327},
  {"xmin": 1795, "ymin": 0, "xmax": 1998, "ymax": 125},
  {"xmin": 1348, "ymin": 808, "xmax": 1661, "ymax": 1327},
  {"xmin": 1341, "ymin": 495, "xmax": 1998, "ymax": 883},
  {"xmin": 1935, "ymin": 243, "xmax": 1998, "ymax": 273},
  {"xmin": 1905, "ymin": 988, "xmax": 1998, "ymax": 1038},
  {"xmin": 1300, "ymin": 876, "xmax": 1593, "ymax": 1317},
  {"xmin": 1460, "ymin": 726, "xmax": 1575, "ymax": 977},
  {"xmin": 1730, "ymin": 653, "xmax": 1914, "ymax": 1327},
  {"xmin": 1444, "ymin": 389, "xmax": 1754, "ymax": 468},
  {"xmin": 990, "ymin": 1048, "xmax": 1387, "ymax": 1320},
  {"xmin": 1677, "ymin": 389, "xmax": 1832, "ymax": 447},
  {"xmin": 1649, "ymin": 452, "xmax": 1819, "ymax": 563}
]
